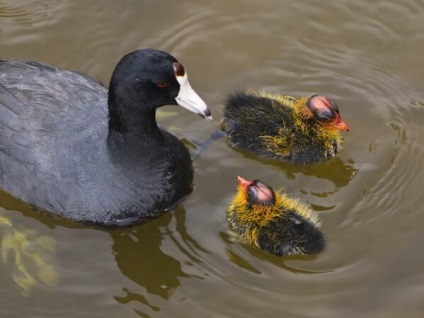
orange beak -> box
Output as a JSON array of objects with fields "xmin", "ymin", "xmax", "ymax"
[
  {"xmin": 332, "ymin": 115, "xmax": 349, "ymax": 131},
  {"xmin": 237, "ymin": 176, "xmax": 252, "ymax": 190}
]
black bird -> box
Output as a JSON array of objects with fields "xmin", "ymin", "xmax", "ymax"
[{"xmin": 0, "ymin": 49, "xmax": 212, "ymax": 227}]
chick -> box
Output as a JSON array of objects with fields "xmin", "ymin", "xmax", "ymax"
[
  {"xmin": 226, "ymin": 176, "xmax": 325, "ymax": 256},
  {"xmin": 221, "ymin": 91, "xmax": 349, "ymax": 164}
]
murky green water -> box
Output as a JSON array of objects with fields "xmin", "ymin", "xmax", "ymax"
[{"xmin": 1, "ymin": 0, "xmax": 424, "ymax": 317}]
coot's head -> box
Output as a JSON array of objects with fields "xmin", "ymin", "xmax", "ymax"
[
  {"xmin": 236, "ymin": 176, "xmax": 276, "ymax": 207},
  {"xmin": 306, "ymin": 95, "xmax": 349, "ymax": 131},
  {"xmin": 108, "ymin": 48, "xmax": 212, "ymax": 120}
]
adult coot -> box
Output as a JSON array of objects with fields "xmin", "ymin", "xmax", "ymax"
[
  {"xmin": 226, "ymin": 176, "xmax": 325, "ymax": 256},
  {"xmin": 0, "ymin": 49, "xmax": 212, "ymax": 227},
  {"xmin": 221, "ymin": 91, "xmax": 349, "ymax": 164}
]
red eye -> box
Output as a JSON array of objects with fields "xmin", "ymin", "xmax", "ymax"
[{"xmin": 156, "ymin": 82, "xmax": 168, "ymax": 88}]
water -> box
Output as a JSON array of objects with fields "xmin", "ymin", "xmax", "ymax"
[{"xmin": 1, "ymin": 0, "xmax": 424, "ymax": 317}]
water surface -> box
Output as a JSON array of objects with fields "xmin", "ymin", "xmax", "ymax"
[{"xmin": 1, "ymin": 1, "xmax": 424, "ymax": 317}]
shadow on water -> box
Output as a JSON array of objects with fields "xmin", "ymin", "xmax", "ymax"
[
  {"xmin": 187, "ymin": 128, "xmax": 357, "ymax": 191},
  {"xmin": 110, "ymin": 223, "xmax": 186, "ymax": 311},
  {"xmin": 270, "ymin": 156, "xmax": 356, "ymax": 189},
  {"xmin": 109, "ymin": 208, "xmax": 206, "ymax": 314}
]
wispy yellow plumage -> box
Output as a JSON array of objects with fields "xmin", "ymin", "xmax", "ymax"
[
  {"xmin": 226, "ymin": 176, "xmax": 324, "ymax": 256},
  {"xmin": 222, "ymin": 91, "xmax": 349, "ymax": 164}
]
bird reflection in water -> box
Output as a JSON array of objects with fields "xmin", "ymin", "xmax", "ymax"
[{"xmin": 111, "ymin": 207, "xmax": 205, "ymax": 316}]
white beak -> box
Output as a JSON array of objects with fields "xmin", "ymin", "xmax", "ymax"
[{"xmin": 175, "ymin": 72, "xmax": 213, "ymax": 121}]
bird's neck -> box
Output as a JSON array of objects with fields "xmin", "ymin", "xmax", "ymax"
[
  {"xmin": 293, "ymin": 97, "xmax": 314, "ymax": 124},
  {"xmin": 107, "ymin": 99, "xmax": 163, "ymax": 154}
]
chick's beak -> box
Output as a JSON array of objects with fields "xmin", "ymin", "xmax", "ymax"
[
  {"xmin": 237, "ymin": 176, "xmax": 252, "ymax": 190},
  {"xmin": 174, "ymin": 65, "xmax": 213, "ymax": 121},
  {"xmin": 332, "ymin": 115, "xmax": 349, "ymax": 131}
]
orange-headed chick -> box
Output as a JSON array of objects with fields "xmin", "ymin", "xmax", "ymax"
[
  {"xmin": 221, "ymin": 91, "xmax": 349, "ymax": 164},
  {"xmin": 226, "ymin": 176, "xmax": 325, "ymax": 256}
]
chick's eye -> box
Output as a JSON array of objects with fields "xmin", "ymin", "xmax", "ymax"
[
  {"xmin": 156, "ymin": 82, "xmax": 169, "ymax": 89},
  {"xmin": 319, "ymin": 116, "xmax": 331, "ymax": 122},
  {"xmin": 316, "ymin": 109, "xmax": 335, "ymax": 122},
  {"xmin": 248, "ymin": 185, "xmax": 257, "ymax": 197}
]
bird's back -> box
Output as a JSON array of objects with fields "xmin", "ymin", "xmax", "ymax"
[
  {"xmin": 0, "ymin": 60, "xmax": 127, "ymax": 222},
  {"xmin": 222, "ymin": 91, "xmax": 296, "ymax": 156},
  {"xmin": 257, "ymin": 210, "xmax": 325, "ymax": 256}
]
